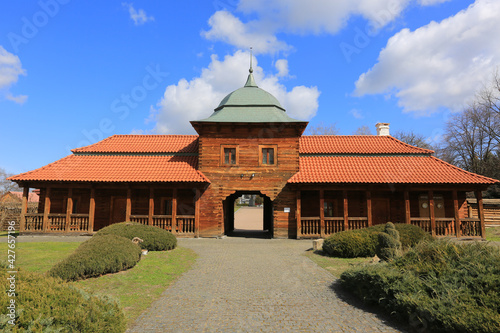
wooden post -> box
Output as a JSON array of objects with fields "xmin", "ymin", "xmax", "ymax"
[
  {"xmin": 195, "ymin": 188, "xmax": 200, "ymax": 238},
  {"xmin": 476, "ymin": 190, "xmax": 486, "ymax": 238},
  {"xmin": 89, "ymin": 188, "xmax": 95, "ymax": 232},
  {"xmin": 404, "ymin": 190, "xmax": 411, "ymax": 224},
  {"xmin": 296, "ymin": 190, "xmax": 301, "ymax": 239},
  {"xmin": 126, "ymin": 187, "xmax": 131, "ymax": 222},
  {"xmin": 43, "ymin": 187, "xmax": 51, "ymax": 232},
  {"xmin": 453, "ymin": 190, "xmax": 461, "ymax": 238},
  {"xmin": 20, "ymin": 187, "xmax": 29, "ymax": 232},
  {"xmin": 429, "ymin": 190, "xmax": 436, "ymax": 237},
  {"xmin": 319, "ymin": 189, "xmax": 325, "ymax": 238},
  {"xmin": 172, "ymin": 188, "xmax": 177, "ymax": 234},
  {"xmin": 148, "ymin": 187, "xmax": 154, "ymax": 226},
  {"xmin": 343, "ymin": 190, "xmax": 349, "ymax": 231},
  {"xmin": 65, "ymin": 188, "xmax": 73, "ymax": 232},
  {"xmin": 366, "ymin": 190, "xmax": 372, "ymax": 227}
]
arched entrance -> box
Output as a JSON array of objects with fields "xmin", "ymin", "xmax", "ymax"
[{"xmin": 223, "ymin": 191, "xmax": 273, "ymax": 238}]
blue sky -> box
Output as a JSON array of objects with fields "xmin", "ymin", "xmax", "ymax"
[{"xmin": 1, "ymin": 0, "xmax": 499, "ymax": 175}]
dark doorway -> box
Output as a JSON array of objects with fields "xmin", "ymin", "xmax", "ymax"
[{"xmin": 223, "ymin": 191, "xmax": 273, "ymax": 238}]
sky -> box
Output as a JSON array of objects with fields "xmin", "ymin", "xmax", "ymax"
[{"xmin": 1, "ymin": 0, "xmax": 499, "ymax": 175}]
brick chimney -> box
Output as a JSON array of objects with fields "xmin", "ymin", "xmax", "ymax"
[{"xmin": 375, "ymin": 123, "xmax": 390, "ymax": 136}]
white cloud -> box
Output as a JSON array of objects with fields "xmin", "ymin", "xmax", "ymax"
[
  {"xmin": 349, "ymin": 109, "xmax": 364, "ymax": 119},
  {"xmin": 150, "ymin": 51, "xmax": 320, "ymax": 134},
  {"xmin": 354, "ymin": 0, "xmax": 500, "ymax": 114},
  {"xmin": 418, "ymin": 0, "xmax": 450, "ymax": 5},
  {"xmin": 122, "ymin": 3, "xmax": 154, "ymax": 26},
  {"xmin": 275, "ymin": 59, "xmax": 289, "ymax": 77},
  {"xmin": 202, "ymin": 11, "xmax": 290, "ymax": 54},
  {"xmin": 0, "ymin": 45, "xmax": 27, "ymax": 104}
]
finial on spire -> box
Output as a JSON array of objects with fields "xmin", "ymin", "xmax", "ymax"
[{"xmin": 249, "ymin": 47, "xmax": 253, "ymax": 73}]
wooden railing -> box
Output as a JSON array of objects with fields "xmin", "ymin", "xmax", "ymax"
[
  {"xmin": 152, "ymin": 215, "xmax": 173, "ymax": 231},
  {"xmin": 410, "ymin": 218, "xmax": 431, "ymax": 233},
  {"xmin": 460, "ymin": 218, "xmax": 481, "ymax": 237},
  {"xmin": 70, "ymin": 214, "xmax": 90, "ymax": 232},
  {"xmin": 348, "ymin": 217, "xmax": 368, "ymax": 230},
  {"xmin": 176, "ymin": 215, "xmax": 195, "ymax": 235},
  {"xmin": 435, "ymin": 218, "xmax": 455, "ymax": 236},
  {"xmin": 301, "ymin": 218, "xmax": 321, "ymax": 237},
  {"xmin": 130, "ymin": 215, "xmax": 149, "ymax": 225},
  {"xmin": 324, "ymin": 217, "xmax": 344, "ymax": 234},
  {"xmin": 24, "ymin": 213, "xmax": 44, "ymax": 231}
]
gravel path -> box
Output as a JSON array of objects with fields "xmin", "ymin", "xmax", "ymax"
[{"xmin": 128, "ymin": 237, "xmax": 405, "ymax": 332}]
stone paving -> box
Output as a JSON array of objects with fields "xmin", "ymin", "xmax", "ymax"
[{"xmin": 128, "ymin": 236, "xmax": 406, "ymax": 333}]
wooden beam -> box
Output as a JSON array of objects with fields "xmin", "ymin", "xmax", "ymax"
[
  {"xmin": 148, "ymin": 187, "xmax": 154, "ymax": 226},
  {"xmin": 126, "ymin": 187, "xmax": 131, "ymax": 222},
  {"xmin": 404, "ymin": 190, "xmax": 411, "ymax": 224},
  {"xmin": 429, "ymin": 190, "xmax": 436, "ymax": 237},
  {"xmin": 195, "ymin": 188, "xmax": 200, "ymax": 238},
  {"xmin": 43, "ymin": 187, "xmax": 51, "ymax": 232},
  {"xmin": 366, "ymin": 190, "xmax": 372, "ymax": 227},
  {"xmin": 89, "ymin": 188, "xmax": 95, "ymax": 233},
  {"xmin": 453, "ymin": 190, "xmax": 461, "ymax": 237},
  {"xmin": 296, "ymin": 190, "xmax": 301, "ymax": 239},
  {"xmin": 172, "ymin": 188, "xmax": 177, "ymax": 234},
  {"xmin": 476, "ymin": 190, "xmax": 486, "ymax": 238},
  {"xmin": 343, "ymin": 190, "xmax": 349, "ymax": 231},
  {"xmin": 65, "ymin": 188, "xmax": 73, "ymax": 232},
  {"xmin": 319, "ymin": 189, "xmax": 325, "ymax": 238},
  {"xmin": 20, "ymin": 187, "xmax": 29, "ymax": 232}
]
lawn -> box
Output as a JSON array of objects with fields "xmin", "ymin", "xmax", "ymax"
[
  {"xmin": 304, "ymin": 249, "xmax": 372, "ymax": 278},
  {"xmin": 0, "ymin": 240, "xmax": 197, "ymax": 327},
  {"xmin": 486, "ymin": 227, "xmax": 500, "ymax": 242}
]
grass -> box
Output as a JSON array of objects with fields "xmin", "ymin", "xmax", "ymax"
[
  {"xmin": 0, "ymin": 240, "xmax": 197, "ymax": 327},
  {"xmin": 304, "ymin": 249, "xmax": 372, "ymax": 278},
  {"xmin": 486, "ymin": 227, "xmax": 500, "ymax": 242}
]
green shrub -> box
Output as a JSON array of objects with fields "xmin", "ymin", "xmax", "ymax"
[
  {"xmin": 340, "ymin": 240, "xmax": 500, "ymax": 332},
  {"xmin": 96, "ymin": 222, "xmax": 177, "ymax": 251},
  {"xmin": 376, "ymin": 223, "xmax": 402, "ymax": 261},
  {"xmin": 323, "ymin": 223, "xmax": 430, "ymax": 258},
  {"xmin": 49, "ymin": 234, "xmax": 141, "ymax": 281},
  {"xmin": 0, "ymin": 267, "xmax": 125, "ymax": 332}
]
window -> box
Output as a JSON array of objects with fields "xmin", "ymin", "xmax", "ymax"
[
  {"xmin": 161, "ymin": 198, "xmax": 172, "ymax": 215},
  {"xmin": 259, "ymin": 145, "xmax": 277, "ymax": 166},
  {"xmin": 220, "ymin": 145, "xmax": 239, "ymax": 166},
  {"xmin": 324, "ymin": 201, "xmax": 334, "ymax": 217}
]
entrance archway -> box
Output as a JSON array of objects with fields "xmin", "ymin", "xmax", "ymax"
[{"xmin": 223, "ymin": 191, "xmax": 273, "ymax": 238}]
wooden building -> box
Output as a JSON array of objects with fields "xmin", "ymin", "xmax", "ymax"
[{"xmin": 9, "ymin": 69, "xmax": 498, "ymax": 238}]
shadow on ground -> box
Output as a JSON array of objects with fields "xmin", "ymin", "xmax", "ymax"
[{"xmin": 226, "ymin": 229, "xmax": 272, "ymax": 239}]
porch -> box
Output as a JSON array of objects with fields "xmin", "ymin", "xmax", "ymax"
[
  {"xmin": 20, "ymin": 185, "xmax": 201, "ymax": 237},
  {"xmin": 296, "ymin": 188, "xmax": 486, "ymax": 239}
]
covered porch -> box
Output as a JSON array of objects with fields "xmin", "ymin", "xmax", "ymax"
[
  {"xmin": 296, "ymin": 186, "xmax": 486, "ymax": 239},
  {"xmin": 19, "ymin": 183, "xmax": 202, "ymax": 237}
]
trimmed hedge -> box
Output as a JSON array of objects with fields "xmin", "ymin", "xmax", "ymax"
[
  {"xmin": 49, "ymin": 234, "xmax": 142, "ymax": 281},
  {"xmin": 0, "ymin": 267, "xmax": 125, "ymax": 332},
  {"xmin": 323, "ymin": 223, "xmax": 430, "ymax": 258},
  {"xmin": 340, "ymin": 240, "xmax": 500, "ymax": 332},
  {"xmin": 96, "ymin": 222, "xmax": 177, "ymax": 251}
]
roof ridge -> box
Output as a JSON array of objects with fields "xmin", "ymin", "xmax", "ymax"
[{"xmin": 386, "ymin": 136, "xmax": 434, "ymax": 154}]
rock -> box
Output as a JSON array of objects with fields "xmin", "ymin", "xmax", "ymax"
[{"xmin": 313, "ymin": 239, "xmax": 324, "ymax": 251}]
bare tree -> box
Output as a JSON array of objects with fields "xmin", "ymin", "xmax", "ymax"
[
  {"xmin": 0, "ymin": 168, "xmax": 20, "ymax": 196},
  {"xmin": 352, "ymin": 125, "xmax": 372, "ymax": 135},
  {"xmin": 305, "ymin": 122, "xmax": 339, "ymax": 135},
  {"xmin": 393, "ymin": 130, "xmax": 434, "ymax": 150},
  {"xmin": 475, "ymin": 71, "xmax": 500, "ymax": 142}
]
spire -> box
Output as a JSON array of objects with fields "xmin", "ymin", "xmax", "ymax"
[{"xmin": 244, "ymin": 47, "xmax": 257, "ymax": 87}]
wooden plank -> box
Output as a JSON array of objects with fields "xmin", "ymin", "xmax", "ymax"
[
  {"xmin": 319, "ymin": 189, "xmax": 325, "ymax": 238},
  {"xmin": 343, "ymin": 190, "xmax": 349, "ymax": 231},
  {"xmin": 65, "ymin": 188, "xmax": 73, "ymax": 232},
  {"xmin": 366, "ymin": 190, "xmax": 372, "ymax": 227},
  {"xmin": 296, "ymin": 190, "xmax": 301, "ymax": 239},
  {"xmin": 126, "ymin": 187, "xmax": 131, "ymax": 222},
  {"xmin": 148, "ymin": 187, "xmax": 154, "ymax": 226},
  {"xmin": 195, "ymin": 188, "xmax": 200, "ymax": 238},
  {"xmin": 404, "ymin": 190, "xmax": 411, "ymax": 224},
  {"xmin": 476, "ymin": 190, "xmax": 485, "ymax": 238},
  {"xmin": 43, "ymin": 187, "xmax": 51, "ymax": 232},
  {"xmin": 89, "ymin": 188, "xmax": 95, "ymax": 232},
  {"xmin": 172, "ymin": 188, "xmax": 177, "ymax": 234},
  {"xmin": 429, "ymin": 190, "xmax": 436, "ymax": 237},
  {"xmin": 20, "ymin": 187, "xmax": 29, "ymax": 232},
  {"xmin": 453, "ymin": 190, "xmax": 461, "ymax": 237}
]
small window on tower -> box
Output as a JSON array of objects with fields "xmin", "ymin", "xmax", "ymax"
[
  {"xmin": 221, "ymin": 145, "xmax": 239, "ymax": 166},
  {"xmin": 259, "ymin": 145, "xmax": 277, "ymax": 166}
]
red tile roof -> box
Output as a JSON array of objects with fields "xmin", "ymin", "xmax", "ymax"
[
  {"xmin": 72, "ymin": 135, "xmax": 199, "ymax": 154},
  {"xmin": 288, "ymin": 156, "xmax": 498, "ymax": 184},
  {"xmin": 9, "ymin": 155, "xmax": 209, "ymax": 183},
  {"xmin": 299, "ymin": 136, "xmax": 433, "ymax": 155}
]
